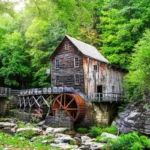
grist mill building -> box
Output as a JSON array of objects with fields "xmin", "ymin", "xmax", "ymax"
[
  {"xmin": 0, "ymin": 35, "xmax": 125, "ymax": 126},
  {"xmin": 50, "ymin": 35, "xmax": 124, "ymax": 102}
]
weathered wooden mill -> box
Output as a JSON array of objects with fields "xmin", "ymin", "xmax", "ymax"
[{"xmin": 0, "ymin": 35, "xmax": 125, "ymax": 127}]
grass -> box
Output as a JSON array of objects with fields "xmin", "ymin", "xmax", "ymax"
[
  {"xmin": 76, "ymin": 127, "xmax": 88, "ymax": 133},
  {"xmin": 0, "ymin": 131, "xmax": 59, "ymax": 150}
]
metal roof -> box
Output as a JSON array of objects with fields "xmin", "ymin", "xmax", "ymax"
[{"xmin": 66, "ymin": 35, "xmax": 109, "ymax": 63}]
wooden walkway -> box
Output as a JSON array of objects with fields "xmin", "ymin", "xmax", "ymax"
[
  {"xmin": 0, "ymin": 87, "xmax": 20, "ymax": 98},
  {"xmin": 90, "ymin": 93, "xmax": 124, "ymax": 102},
  {"xmin": 0, "ymin": 87, "xmax": 11, "ymax": 97},
  {"xmin": 0, "ymin": 87, "xmax": 124, "ymax": 110}
]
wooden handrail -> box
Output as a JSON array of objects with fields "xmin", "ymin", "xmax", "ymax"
[{"xmin": 90, "ymin": 93, "xmax": 124, "ymax": 102}]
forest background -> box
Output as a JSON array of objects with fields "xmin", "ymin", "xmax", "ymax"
[{"xmin": 0, "ymin": 0, "xmax": 150, "ymax": 101}]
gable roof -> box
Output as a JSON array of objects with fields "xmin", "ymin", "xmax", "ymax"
[
  {"xmin": 66, "ymin": 35, "xmax": 109, "ymax": 63},
  {"xmin": 50, "ymin": 35, "xmax": 109, "ymax": 64}
]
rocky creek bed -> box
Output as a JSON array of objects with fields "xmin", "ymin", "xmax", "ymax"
[
  {"xmin": 116, "ymin": 98, "xmax": 150, "ymax": 135},
  {"xmin": 0, "ymin": 118, "xmax": 118, "ymax": 150}
]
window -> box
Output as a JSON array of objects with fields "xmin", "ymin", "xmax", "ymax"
[
  {"xmin": 112, "ymin": 86, "xmax": 115, "ymax": 93},
  {"xmin": 75, "ymin": 74, "xmax": 80, "ymax": 85},
  {"xmin": 55, "ymin": 59, "xmax": 60, "ymax": 69},
  {"xmin": 74, "ymin": 57, "xmax": 79, "ymax": 67},
  {"xmin": 65, "ymin": 43, "xmax": 69, "ymax": 50},
  {"xmin": 93, "ymin": 65, "xmax": 98, "ymax": 71}
]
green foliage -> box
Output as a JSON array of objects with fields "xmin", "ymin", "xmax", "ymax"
[
  {"xmin": 124, "ymin": 30, "xmax": 150, "ymax": 101},
  {"xmin": 31, "ymin": 108, "xmax": 43, "ymax": 123},
  {"xmin": 30, "ymin": 134, "xmax": 54, "ymax": 143},
  {"xmin": 96, "ymin": 135, "xmax": 112, "ymax": 143},
  {"xmin": 1, "ymin": 0, "xmax": 150, "ymax": 95},
  {"xmin": 77, "ymin": 127, "xmax": 88, "ymax": 133},
  {"xmin": 15, "ymin": 129, "xmax": 37, "ymax": 139},
  {"xmin": 102, "ymin": 132, "xmax": 150, "ymax": 150},
  {"xmin": 0, "ymin": 31, "xmax": 30, "ymax": 87},
  {"xmin": 17, "ymin": 121, "xmax": 36, "ymax": 128},
  {"xmin": 88, "ymin": 126, "xmax": 118, "ymax": 137},
  {"xmin": 0, "ymin": 131, "xmax": 58, "ymax": 149},
  {"xmin": 99, "ymin": 0, "xmax": 150, "ymax": 70}
]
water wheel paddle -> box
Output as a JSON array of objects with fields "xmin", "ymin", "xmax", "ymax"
[{"xmin": 52, "ymin": 93, "xmax": 86, "ymax": 122}]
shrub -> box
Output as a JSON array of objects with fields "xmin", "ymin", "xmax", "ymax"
[
  {"xmin": 15, "ymin": 129, "xmax": 37, "ymax": 139},
  {"xmin": 31, "ymin": 108, "xmax": 43, "ymax": 123},
  {"xmin": 77, "ymin": 127, "xmax": 88, "ymax": 133},
  {"xmin": 102, "ymin": 132, "xmax": 150, "ymax": 150},
  {"xmin": 96, "ymin": 135, "xmax": 112, "ymax": 143},
  {"xmin": 104, "ymin": 126, "xmax": 118, "ymax": 135},
  {"xmin": 88, "ymin": 126, "xmax": 118, "ymax": 137},
  {"xmin": 0, "ymin": 131, "xmax": 58, "ymax": 149}
]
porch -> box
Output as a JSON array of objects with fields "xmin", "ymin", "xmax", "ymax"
[{"xmin": 90, "ymin": 93, "xmax": 124, "ymax": 102}]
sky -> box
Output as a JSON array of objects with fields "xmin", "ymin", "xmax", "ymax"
[{"xmin": 14, "ymin": 1, "xmax": 25, "ymax": 11}]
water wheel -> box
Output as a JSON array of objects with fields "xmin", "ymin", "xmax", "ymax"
[{"xmin": 52, "ymin": 93, "xmax": 86, "ymax": 122}]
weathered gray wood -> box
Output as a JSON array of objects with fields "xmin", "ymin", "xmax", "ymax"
[
  {"xmin": 51, "ymin": 38, "xmax": 85, "ymax": 93},
  {"xmin": 50, "ymin": 37, "xmax": 125, "ymax": 102}
]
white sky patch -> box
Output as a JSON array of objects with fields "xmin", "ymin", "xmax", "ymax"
[{"xmin": 14, "ymin": 1, "xmax": 25, "ymax": 11}]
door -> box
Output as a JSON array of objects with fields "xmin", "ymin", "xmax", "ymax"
[{"xmin": 97, "ymin": 85, "xmax": 103, "ymax": 101}]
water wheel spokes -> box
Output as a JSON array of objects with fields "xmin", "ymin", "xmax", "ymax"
[{"xmin": 52, "ymin": 93, "xmax": 86, "ymax": 122}]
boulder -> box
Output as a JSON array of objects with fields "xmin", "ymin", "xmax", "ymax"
[
  {"xmin": 90, "ymin": 142, "xmax": 105, "ymax": 150},
  {"xmin": 54, "ymin": 137, "xmax": 75, "ymax": 144},
  {"xmin": 54, "ymin": 133, "xmax": 76, "ymax": 145},
  {"xmin": 16, "ymin": 127, "xmax": 42, "ymax": 134},
  {"xmin": 100, "ymin": 132, "xmax": 118, "ymax": 142},
  {"xmin": 116, "ymin": 98, "xmax": 150, "ymax": 135},
  {"xmin": 51, "ymin": 143, "xmax": 78, "ymax": 149},
  {"xmin": 101, "ymin": 132, "xmax": 118, "ymax": 139},
  {"xmin": 78, "ymin": 142, "xmax": 104, "ymax": 150},
  {"xmin": 45, "ymin": 127, "xmax": 53, "ymax": 133},
  {"xmin": 55, "ymin": 133, "xmax": 71, "ymax": 138},
  {"xmin": 0, "ymin": 122, "xmax": 16, "ymax": 128},
  {"xmin": 37, "ymin": 120, "xmax": 45, "ymax": 126},
  {"xmin": 81, "ymin": 136, "xmax": 93, "ymax": 144},
  {"xmin": 0, "ymin": 118, "xmax": 17, "ymax": 123},
  {"xmin": 53, "ymin": 128, "xmax": 68, "ymax": 134},
  {"xmin": 46, "ymin": 127, "xmax": 68, "ymax": 134},
  {"xmin": 78, "ymin": 145, "xmax": 90, "ymax": 150}
]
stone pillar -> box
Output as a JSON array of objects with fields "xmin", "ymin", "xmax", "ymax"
[
  {"xmin": 45, "ymin": 109, "xmax": 74, "ymax": 129},
  {"xmin": 0, "ymin": 99, "xmax": 10, "ymax": 116},
  {"xmin": 77, "ymin": 102, "xmax": 118, "ymax": 127}
]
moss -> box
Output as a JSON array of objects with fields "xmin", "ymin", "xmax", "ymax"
[{"xmin": 88, "ymin": 126, "xmax": 118, "ymax": 137}]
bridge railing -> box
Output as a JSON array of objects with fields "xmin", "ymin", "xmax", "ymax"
[
  {"xmin": 0, "ymin": 87, "xmax": 11, "ymax": 97},
  {"xmin": 90, "ymin": 93, "xmax": 124, "ymax": 102},
  {"xmin": 19, "ymin": 87, "xmax": 75, "ymax": 96}
]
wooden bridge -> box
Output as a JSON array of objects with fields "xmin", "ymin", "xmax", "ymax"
[
  {"xmin": 0, "ymin": 87, "xmax": 124, "ymax": 122},
  {"xmin": 0, "ymin": 87, "xmax": 20, "ymax": 98}
]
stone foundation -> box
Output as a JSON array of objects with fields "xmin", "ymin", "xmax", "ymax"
[
  {"xmin": 0, "ymin": 99, "xmax": 10, "ymax": 116},
  {"xmin": 0, "ymin": 96, "xmax": 19, "ymax": 117},
  {"xmin": 78, "ymin": 102, "xmax": 118, "ymax": 127},
  {"xmin": 45, "ymin": 110, "xmax": 74, "ymax": 129},
  {"xmin": 9, "ymin": 110, "xmax": 31, "ymax": 122}
]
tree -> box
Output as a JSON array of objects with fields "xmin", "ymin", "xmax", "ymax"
[
  {"xmin": 0, "ymin": 0, "xmax": 15, "ymax": 15},
  {"xmin": 124, "ymin": 30, "xmax": 150, "ymax": 101},
  {"xmin": 100, "ymin": 0, "xmax": 145, "ymax": 69},
  {"xmin": 0, "ymin": 31, "xmax": 30, "ymax": 87}
]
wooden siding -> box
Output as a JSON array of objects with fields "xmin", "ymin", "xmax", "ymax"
[
  {"xmin": 83, "ymin": 57, "xmax": 125, "ymax": 97},
  {"xmin": 51, "ymin": 38, "xmax": 85, "ymax": 92}
]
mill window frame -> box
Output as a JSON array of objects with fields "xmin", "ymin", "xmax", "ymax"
[
  {"xmin": 65, "ymin": 43, "xmax": 69, "ymax": 50},
  {"xmin": 74, "ymin": 57, "xmax": 79, "ymax": 68},
  {"xmin": 55, "ymin": 59, "xmax": 60, "ymax": 69},
  {"xmin": 93, "ymin": 65, "xmax": 98, "ymax": 71}
]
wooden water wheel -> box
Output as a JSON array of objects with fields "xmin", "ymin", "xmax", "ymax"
[{"xmin": 52, "ymin": 93, "xmax": 86, "ymax": 122}]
